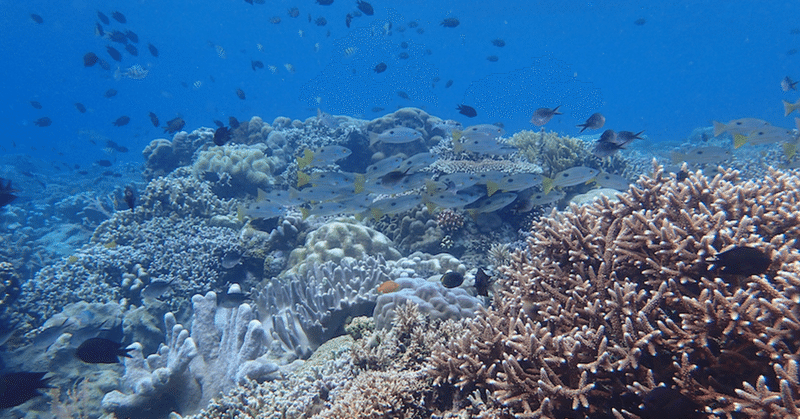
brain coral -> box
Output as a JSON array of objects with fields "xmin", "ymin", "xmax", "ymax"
[
  {"xmin": 192, "ymin": 143, "xmax": 285, "ymax": 191},
  {"xmin": 285, "ymin": 217, "xmax": 401, "ymax": 277}
]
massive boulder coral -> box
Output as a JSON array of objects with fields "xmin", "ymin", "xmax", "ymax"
[{"xmin": 429, "ymin": 163, "xmax": 800, "ymax": 418}]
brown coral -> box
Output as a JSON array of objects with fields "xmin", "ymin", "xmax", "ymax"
[{"xmin": 428, "ymin": 162, "xmax": 800, "ymax": 418}]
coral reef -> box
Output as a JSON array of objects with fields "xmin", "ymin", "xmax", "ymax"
[
  {"xmin": 372, "ymin": 277, "xmax": 481, "ymax": 330},
  {"xmin": 143, "ymin": 129, "xmax": 214, "ymax": 180},
  {"xmin": 192, "ymin": 143, "xmax": 288, "ymax": 194},
  {"xmin": 428, "ymin": 162, "xmax": 800, "ymax": 417}
]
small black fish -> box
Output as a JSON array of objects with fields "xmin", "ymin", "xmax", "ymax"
[
  {"xmin": 345, "ymin": 13, "xmax": 352, "ymax": 28},
  {"xmin": 99, "ymin": 59, "xmax": 111, "ymax": 70},
  {"xmin": 371, "ymin": 106, "xmax": 384, "ymax": 113},
  {"xmin": 616, "ymin": 130, "xmax": 645, "ymax": 146},
  {"xmin": 440, "ymin": 17, "xmax": 459, "ymax": 28},
  {"xmin": 124, "ymin": 30, "xmax": 139, "ymax": 43},
  {"xmin": 113, "ymin": 116, "xmax": 130, "ymax": 126},
  {"xmin": 33, "ymin": 117, "xmax": 52, "ymax": 127},
  {"xmin": 380, "ymin": 168, "xmax": 410, "ymax": 187},
  {"xmin": 217, "ymin": 291, "xmax": 250, "ymax": 308},
  {"xmin": 111, "ymin": 11, "xmax": 126, "ymax": 24},
  {"xmin": 530, "ymin": 106, "xmax": 562, "ymax": 126},
  {"xmin": 97, "ymin": 11, "xmax": 110, "ymax": 25},
  {"xmin": 315, "ymin": 16, "xmax": 327, "ymax": 26},
  {"xmin": 397, "ymin": 90, "xmax": 410, "ymax": 100},
  {"xmin": 373, "ymin": 62, "xmax": 387, "ymax": 73},
  {"xmin": 316, "ymin": 0, "xmax": 333, "ymax": 4},
  {"xmin": 104, "ymin": 88, "xmax": 118, "ymax": 98},
  {"xmin": 228, "ymin": 116, "xmax": 240, "ymax": 129},
  {"xmin": 147, "ymin": 43, "xmax": 159, "ymax": 57},
  {"xmin": 108, "ymin": 30, "xmax": 128, "ymax": 44},
  {"xmin": 221, "ymin": 250, "xmax": 242, "ymax": 269},
  {"xmin": 474, "ymin": 268, "xmax": 493, "ymax": 296},
  {"xmin": 106, "ymin": 46, "xmax": 122, "ymax": 62},
  {"xmin": 75, "ymin": 102, "xmax": 87, "ymax": 113},
  {"xmin": 445, "ymin": 79, "xmax": 453, "ymax": 88},
  {"xmin": 123, "ymin": 185, "xmax": 136, "ymax": 209},
  {"xmin": 75, "ymin": 337, "xmax": 132, "ymax": 364},
  {"xmin": 441, "ymin": 271, "xmax": 464, "ymax": 288},
  {"xmin": 456, "ymin": 104, "xmax": 477, "ymax": 118},
  {"xmin": 0, "ymin": 372, "xmax": 50, "ymax": 408},
  {"xmin": 83, "ymin": 52, "xmax": 99, "ymax": 67},
  {"xmin": 400, "ymin": 41, "xmax": 408, "ymax": 49},
  {"xmin": 213, "ymin": 119, "xmax": 224, "ymax": 128},
  {"xmin": 244, "ymin": 0, "xmax": 253, "ymax": 4},
  {"xmin": 0, "ymin": 179, "xmax": 18, "ymax": 208},
  {"xmin": 96, "ymin": 159, "xmax": 112, "ymax": 167},
  {"xmin": 491, "ymin": 38, "xmax": 506, "ymax": 47},
  {"xmin": 148, "ymin": 112, "xmax": 159, "ymax": 127},
  {"xmin": 236, "ymin": 88, "xmax": 246, "ymax": 100},
  {"xmin": 30, "ymin": 14, "xmax": 43, "ymax": 24},
  {"xmin": 30, "ymin": 101, "xmax": 42, "ymax": 109},
  {"xmin": 95, "ymin": 22, "xmax": 104, "ymax": 37},
  {"xmin": 709, "ymin": 246, "xmax": 772, "ymax": 276},
  {"xmin": 124, "ymin": 43, "xmax": 138, "ymax": 56},
  {"xmin": 577, "ymin": 112, "xmax": 605, "ymax": 133},
  {"xmin": 287, "ymin": 7, "xmax": 300, "ymax": 18},
  {"xmin": 356, "ymin": 0, "xmax": 374, "ymax": 15},
  {"xmin": 676, "ymin": 170, "xmax": 689, "ymax": 182},
  {"xmin": 634, "ymin": 17, "xmax": 647, "ymax": 26},
  {"xmin": 214, "ymin": 126, "xmax": 231, "ymax": 146},
  {"xmin": 642, "ymin": 387, "xmax": 700, "ymax": 419},
  {"xmin": 164, "ymin": 117, "xmax": 185, "ymax": 134},
  {"xmin": 486, "ymin": 55, "xmax": 499, "ymax": 62},
  {"xmin": 399, "ymin": 52, "xmax": 409, "ymax": 59},
  {"xmin": 251, "ymin": 60, "xmax": 264, "ymax": 71}
]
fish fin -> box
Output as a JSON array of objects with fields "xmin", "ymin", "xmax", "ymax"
[
  {"xmin": 424, "ymin": 201, "xmax": 437, "ymax": 214},
  {"xmin": 795, "ymin": 117, "xmax": 800, "ymax": 131},
  {"xmin": 300, "ymin": 207, "xmax": 310, "ymax": 220},
  {"xmin": 542, "ymin": 177, "xmax": 554, "ymax": 195},
  {"xmin": 237, "ymin": 205, "xmax": 246, "ymax": 222},
  {"xmin": 466, "ymin": 208, "xmax": 478, "ymax": 220},
  {"xmin": 297, "ymin": 172, "xmax": 310, "ymax": 187},
  {"xmin": 256, "ymin": 188, "xmax": 268, "ymax": 201},
  {"xmin": 452, "ymin": 131, "xmax": 463, "ymax": 152},
  {"xmin": 712, "ymin": 121, "xmax": 726, "ymax": 137},
  {"xmin": 424, "ymin": 179, "xmax": 437, "ymax": 195},
  {"xmin": 370, "ymin": 207, "xmax": 383, "ymax": 221},
  {"xmin": 784, "ymin": 142, "xmax": 797, "ymax": 159},
  {"xmin": 354, "ymin": 174, "xmax": 365, "ymax": 193},
  {"xmin": 297, "ymin": 149, "xmax": 313, "ymax": 169},
  {"xmin": 368, "ymin": 131, "xmax": 380, "ymax": 146},
  {"xmin": 733, "ymin": 134, "xmax": 749, "ymax": 149},
  {"xmin": 485, "ymin": 181, "xmax": 499, "ymax": 197},
  {"xmin": 784, "ymin": 100, "xmax": 795, "ymax": 117}
]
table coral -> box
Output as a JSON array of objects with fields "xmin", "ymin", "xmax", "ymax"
[{"xmin": 428, "ymin": 162, "xmax": 800, "ymax": 418}]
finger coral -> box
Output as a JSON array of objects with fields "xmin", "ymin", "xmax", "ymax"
[{"xmin": 428, "ymin": 162, "xmax": 800, "ymax": 418}]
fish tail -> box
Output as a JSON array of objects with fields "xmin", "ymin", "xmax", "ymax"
[
  {"xmin": 784, "ymin": 100, "xmax": 796, "ymax": 117},
  {"xmin": 300, "ymin": 207, "xmax": 310, "ymax": 220},
  {"xmin": 712, "ymin": 121, "xmax": 726, "ymax": 137},
  {"xmin": 297, "ymin": 149, "xmax": 313, "ymax": 169},
  {"xmin": 424, "ymin": 201, "xmax": 437, "ymax": 215},
  {"xmin": 485, "ymin": 181, "xmax": 499, "ymax": 197},
  {"xmin": 354, "ymin": 174, "xmax": 365, "ymax": 193},
  {"xmin": 542, "ymin": 177, "xmax": 554, "ymax": 195},
  {"xmin": 368, "ymin": 132, "xmax": 380, "ymax": 146},
  {"xmin": 297, "ymin": 172, "xmax": 310, "ymax": 187},
  {"xmin": 784, "ymin": 142, "xmax": 797, "ymax": 159}
]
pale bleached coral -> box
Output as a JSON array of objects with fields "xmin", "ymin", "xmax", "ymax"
[
  {"xmin": 192, "ymin": 143, "xmax": 285, "ymax": 189},
  {"xmin": 428, "ymin": 162, "xmax": 800, "ymax": 418}
]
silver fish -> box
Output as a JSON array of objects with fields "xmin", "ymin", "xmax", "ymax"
[
  {"xmin": 368, "ymin": 127, "xmax": 423, "ymax": 145},
  {"xmin": 530, "ymin": 106, "xmax": 562, "ymax": 126}
]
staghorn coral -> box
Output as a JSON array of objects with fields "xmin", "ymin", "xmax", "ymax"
[{"xmin": 428, "ymin": 162, "xmax": 800, "ymax": 418}]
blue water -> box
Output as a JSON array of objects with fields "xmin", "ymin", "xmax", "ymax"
[{"xmin": 1, "ymin": 0, "xmax": 798, "ymax": 166}]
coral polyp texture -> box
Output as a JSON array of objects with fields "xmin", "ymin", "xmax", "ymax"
[{"xmin": 428, "ymin": 162, "xmax": 800, "ymax": 418}]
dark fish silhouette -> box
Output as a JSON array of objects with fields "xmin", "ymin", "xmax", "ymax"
[
  {"xmin": 106, "ymin": 46, "xmax": 122, "ymax": 62},
  {"xmin": 213, "ymin": 119, "xmax": 225, "ymax": 128},
  {"xmin": 345, "ymin": 13, "xmax": 352, "ymax": 28},
  {"xmin": 221, "ymin": 250, "xmax": 242, "ymax": 269},
  {"xmin": 474, "ymin": 268, "xmax": 493, "ymax": 296},
  {"xmin": 163, "ymin": 117, "xmax": 185, "ymax": 134},
  {"xmin": 373, "ymin": 62, "xmax": 387, "ymax": 73},
  {"xmin": 83, "ymin": 52, "xmax": 99, "ymax": 67},
  {"xmin": 124, "ymin": 186, "xmax": 136, "ymax": 209},
  {"xmin": 445, "ymin": 79, "xmax": 453, "ymax": 88},
  {"xmin": 592, "ymin": 130, "xmax": 624, "ymax": 158},
  {"xmin": 98, "ymin": 59, "xmax": 111, "ymax": 70},
  {"xmin": 491, "ymin": 39, "xmax": 506, "ymax": 47},
  {"xmin": 113, "ymin": 115, "xmax": 130, "ymax": 126},
  {"xmin": 30, "ymin": 101, "xmax": 42, "ymax": 109},
  {"xmin": 399, "ymin": 52, "xmax": 409, "ymax": 59},
  {"xmin": 634, "ymin": 17, "xmax": 647, "ymax": 26},
  {"xmin": 0, "ymin": 179, "xmax": 18, "ymax": 208},
  {"xmin": 75, "ymin": 103, "xmax": 87, "ymax": 113},
  {"xmin": 315, "ymin": 16, "xmax": 327, "ymax": 26},
  {"xmin": 356, "ymin": 0, "xmax": 374, "ymax": 15},
  {"xmin": 124, "ymin": 30, "xmax": 139, "ymax": 43},
  {"xmin": 104, "ymin": 88, "xmax": 118, "ymax": 98},
  {"xmin": 30, "ymin": 14, "xmax": 43, "ymax": 24},
  {"xmin": 530, "ymin": 106, "xmax": 562, "ymax": 126},
  {"xmin": 235, "ymin": 88, "xmax": 246, "ymax": 100},
  {"xmin": 108, "ymin": 30, "xmax": 127, "ymax": 44},
  {"xmin": 440, "ymin": 17, "xmax": 459, "ymax": 28},
  {"xmin": 228, "ymin": 116, "xmax": 240, "ymax": 129},
  {"xmin": 456, "ymin": 104, "xmax": 477, "ymax": 118},
  {"xmin": 148, "ymin": 112, "xmax": 159, "ymax": 127},
  {"xmin": 147, "ymin": 43, "xmax": 159, "ymax": 57},
  {"xmin": 642, "ymin": 387, "xmax": 700, "ymax": 419},
  {"xmin": 244, "ymin": 0, "xmax": 253, "ymax": 4},
  {"xmin": 441, "ymin": 271, "xmax": 464, "ymax": 288},
  {"xmin": 33, "ymin": 117, "xmax": 52, "ymax": 127},
  {"xmin": 709, "ymin": 246, "xmax": 771, "ymax": 276},
  {"xmin": 486, "ymin": 55, "xmax": 499, "ymax": 62},
  {"xmin": 316, "ymin": 0, "xmax": 334, "ymax": 4},
  {"xmin": 577, "ymin": 112, "xmax": 605, "ymax": 133},
  {"xmin": 397, "ymin": 90, "xmax": 410, "ymax": 100},
  {"xmin": 124, "ymin": 44, "xmax": 138, "ymax": 56},
  {"xmin": 214, "ymin": 126, "xmax": 231, "ymax": 146},
  {"xmin": 75, "ymin": 337, "xmax": 132, "ymax": 364},
  {"xmin": 615, "ymin": 130, "xmax": 644, "ymax": 146},
  {"xmin": 0, "ymin": 372, "xmax": 50, "ymax": 408},
  {"xmin": 97, "ymin": 11, "xmax": 110, "ymax": 25},
  {"xmin": 95, "ymin": 22, "xmax": 105, "ymax": 37},
  {"xmin": 217, "ymin": 290, "xmax": 250, "ymax": 308},
  {"xmin": 287, "ymin": 7, "xmax": 300, "ymax": 17},
  {"xmin": 96, "ymin": 160, "xmax": 112, "ymax": 167},
  {"xmin": 251, "ymin": 60, "xmax": 264, "ymax": 71},
  {"xmin": 111, "ymin": 11, "xmax": 126, "ymax": 23}
]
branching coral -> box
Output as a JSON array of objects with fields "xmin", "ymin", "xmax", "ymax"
[{"xmin": 428, "ymin": 162, "xmax": 800, "ymax": 418}]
